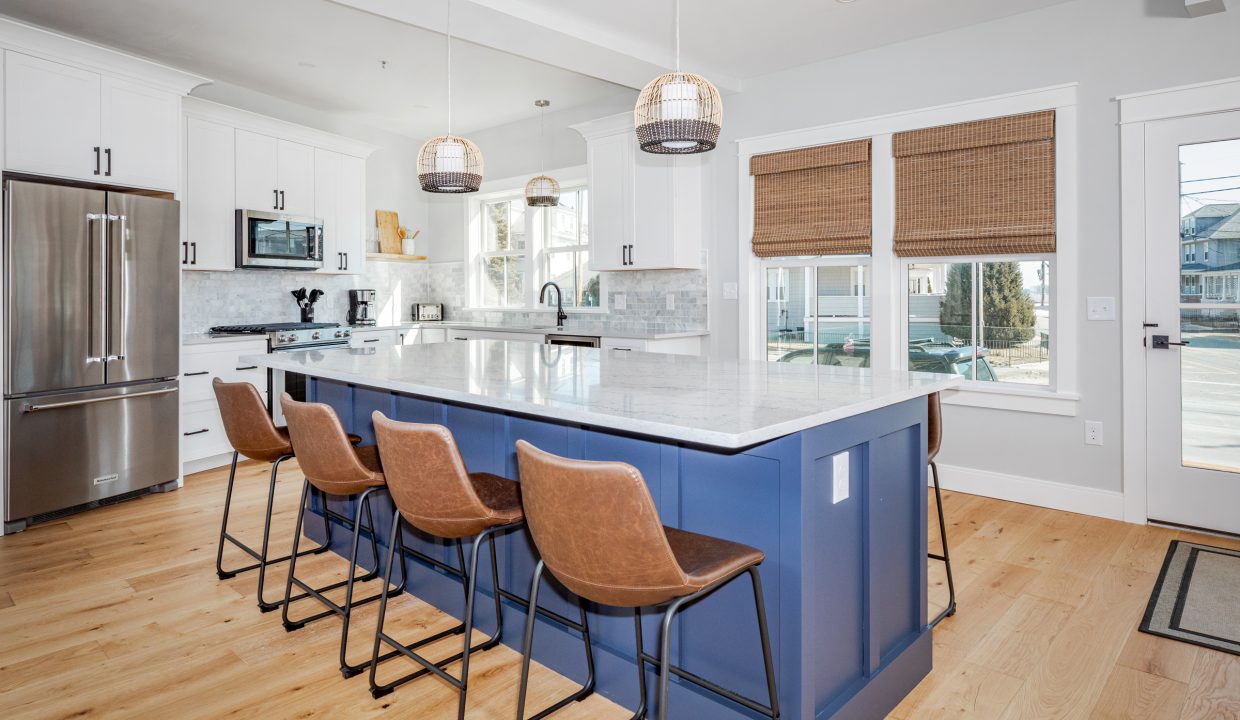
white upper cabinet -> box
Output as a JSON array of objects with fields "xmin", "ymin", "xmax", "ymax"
[
  {"xmin": 5, "ymin": 52, "xmax": 101, "ymax": 182},
  {"xmin": 184, "ymin": 117, "xmax": 236, "ymax": 271},
  {"xmin": 316, "ymin": 148, "xmax": 366, "ymax": 275},
  {"xmin": 235, "ymin": 129, "xmax": 315, "ymax": 217},
  {"xmin": 4, "ymin": 51, "xmax": 179, "ymax": 190},
  {"xmin": 573, "ymin": 112, "xmax": 702, "ymax": 272},
  {"xmin": 235, "ymin": 129, "xmax": 280, "ymax": 212},
  {"xmin": 100, "ymin": 76, "xmax": 179, "ymax": 190}
]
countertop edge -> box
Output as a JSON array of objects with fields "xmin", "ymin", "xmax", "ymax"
[{"xmin": 243, "ymin": 352, "xmax": 960, "ymax": 449}]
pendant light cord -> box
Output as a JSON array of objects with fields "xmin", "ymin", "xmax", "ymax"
[
  {"xmin": 674, "ymin": 0, "xmax": 681, "ymax": 72},
  {"xmin": 539, "ymin": 104, "xmax": 546, "ymax": 174},
  {"xmin": 446, "ymin": 0, "xmax": 453, "ymax": 135}
]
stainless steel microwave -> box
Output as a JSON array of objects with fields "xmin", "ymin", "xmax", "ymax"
[{"xmin": 236, "ymin": 209, "xmax": 324, "ymax": 270}]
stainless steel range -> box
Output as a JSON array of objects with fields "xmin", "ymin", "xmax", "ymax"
[{"xmin": 208, "ymin": 322, "xmax": 352, "ymax": 424}]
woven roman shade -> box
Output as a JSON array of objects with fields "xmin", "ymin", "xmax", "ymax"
[
  {"xmin": 892, "ymin": 110, "xmax": 1056, "ymax": 257},
  {"xmin": 750, "ymin": 139, "xmax": 872, "ymax": 258}
]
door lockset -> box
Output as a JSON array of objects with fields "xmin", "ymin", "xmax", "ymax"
[{"xmin": 1151, "ymin": 335, "xmax": 1190, "ymax": 349}]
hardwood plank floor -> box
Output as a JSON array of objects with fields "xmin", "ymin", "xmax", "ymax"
[{"xmin": 2, "ymin": 459, "xmax": 1239, "ymax": 719}]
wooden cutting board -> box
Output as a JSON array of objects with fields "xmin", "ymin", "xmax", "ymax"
[{"xmin": 376, "ymin": 210, "xmax": 401, "ymax": 254}]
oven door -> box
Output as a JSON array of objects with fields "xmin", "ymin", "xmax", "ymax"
[
  {"xmin": 237, "ymin": 210, "xmax": 323, "ymax": 270},
  {"xmin": 268, "ymin": 342, "xmax": 347, "ymax": 424}
]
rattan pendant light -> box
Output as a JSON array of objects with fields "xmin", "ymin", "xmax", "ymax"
[
  {"xmin": 526, "ymin": 99, "xmax": 560, "ymax": 207},
  {"xmin": 418, "ymin": 0, "xmax": 482, "ymax": 193},
  {"xmin": 634, "ymin": 0, "xmax": 722, "ymax": 154}
]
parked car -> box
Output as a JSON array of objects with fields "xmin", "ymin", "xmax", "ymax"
[{"xmin": 776, "ymin": 338, "xmax": 997, "ymax": 381}]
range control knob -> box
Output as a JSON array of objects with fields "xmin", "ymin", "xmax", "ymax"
[
  {"xmin": 311, "ymin": 331, "xmax": 321, "ymax": 340},
  {"xmin": 342, "ymin": 329, "xmax": 352, "ymax": 338},
  {"xmin": 334, "ymin": 330, "xmax": 344, "ymax": 338}
]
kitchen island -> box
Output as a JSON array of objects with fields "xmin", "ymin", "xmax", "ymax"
[{"xmin": 244, "ymin": 340, "xmax": 959, "ymax": 719}]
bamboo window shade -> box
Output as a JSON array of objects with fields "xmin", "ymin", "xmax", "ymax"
[
  {"xmin": 750, "ymin": 139, "xmax": 872, "ymax": 258},
  {"xmin": 892, "ymin": 110, "xmax": 1056, "ymax": 257}
]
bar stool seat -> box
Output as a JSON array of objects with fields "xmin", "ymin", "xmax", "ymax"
[{"xmin": 665, "ymin": 527, "xmax": 765, "ymax": 595}]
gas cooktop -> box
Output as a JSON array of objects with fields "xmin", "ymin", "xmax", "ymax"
[{"xmin": 209, "ymin": 322, "xmax": 338, "ymax": 334}]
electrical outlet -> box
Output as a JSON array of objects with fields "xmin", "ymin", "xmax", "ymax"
[
  {"xmin": 832, "ymin": 451, "xmax": 850, "ymax": 503},
  {"xmin": 1085, "ymin": 420, "xmax": 1104, "ymax": 446},
  {"xmin": 666, "ymin": 293, "xmax": 675, "ymax": 310},
  {"xmin": 613, "ymin": 293, "xmax": 626, "ymax": 311},
  {"xmin": 723, "ymin": 282, "xmax": 739, "ymax": 300},
  {"xmin": 1087, "ymin": 297, "xmax": 1116, "ymax": 321}
]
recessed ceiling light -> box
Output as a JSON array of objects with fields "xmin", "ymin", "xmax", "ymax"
[{"xmin": 836, "ymin": 0, "xmax": 858, "ymax": 3}]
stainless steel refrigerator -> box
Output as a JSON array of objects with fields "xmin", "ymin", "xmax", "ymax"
[{"xmin": 4, "ymin": 179, "xmax": 180, "ymax": 532}]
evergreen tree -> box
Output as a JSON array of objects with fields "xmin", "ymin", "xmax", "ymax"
[{"xmin": 938, "ymin": 262, "xmax": 1037, "ymax": 344}]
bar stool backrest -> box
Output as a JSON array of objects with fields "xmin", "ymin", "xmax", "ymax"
[
  {"xmin": 928, "ymin": 392, "xmax": 942, "ymax": 463},
  {"xmin": 372, "ymin": 412, "xmax": 495, "ymax": 538},
  {"xmin": 515, "ymin": 440, "xmax": 690, "ymax": 608},
  {"xmin": 281, "ymin": 393, "xmax": 380, "ymax": 495},
  {"xmin": 213, "ymin": 378, "xmax": 290, "ymax": 463}
]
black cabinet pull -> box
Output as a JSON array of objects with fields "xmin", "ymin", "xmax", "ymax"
[
  {"xmin": 190, "ymin": 242, "xmax": 197, "ymax": 265},
  {"xmin": 182, "ymin": 241, "xmax": 188, "ymax": 264},
  {"xmin": 104, "ymin": 148, "xmax": 112, "ymax": 177},
  {"xmin": 273, "ymin": 189, "xmax": 279, "ymax": 210},
  {"xmin": 453, "ymin": 337, "xmax": 469, "ymax": 341},
  {"xmin": 279, "ymin": 190, "xmax": 285, "ymax": 210},
  {"xmin": 343, "ymin": 252, "xmax": 348, "ymax": 271},
  {"xmin": 338, "ymin": 252, "xmax": 343, "ymax": 270},
  {"xmin": 363, "ymin": 338, "xmax": 380, "ymax": 343},
  {"xmin": 183, "ymin": 428, "xmax": 209, "ymax": 436},
  {"xmin": 234, "ymin": 365, "xmax": 259, "ymax": 371},
  {"xmin": 93, "ymin": 146, "xmax": 101, "ymax": 176},
  {"xmin": 184, "ymin": 371, "xmax": 209, "ymax": 377},
  {"xmin": 612, "ymin": 347, "xmax": 632, "ymax": 351}
]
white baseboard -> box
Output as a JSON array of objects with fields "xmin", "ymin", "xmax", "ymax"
[
  {"xmin": 934, "ymin": 463, "xmax": 1127, "ymax": 521},
  {"xmin": 183, "ymin": 452, "xmax": 233, "ymax": 477}
]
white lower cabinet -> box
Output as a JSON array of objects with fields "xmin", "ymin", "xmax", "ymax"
[
  {"xmin": 180, "ymin": 340, "xmax": 268, "ymax": 472},
  {"xmin": 602, "ymin": 336, "xmax": 702, "ymax": 356},
  {"xmin": 420, "ymin": 328, "xmax": 447, "ymax": 344},
  {"xmin": 348, "ymin": 328, "xmax": 399, "ymax": 348},
  {"xmin": 448, "ymin": 329, "xmax": 541, "ymax": 343}
]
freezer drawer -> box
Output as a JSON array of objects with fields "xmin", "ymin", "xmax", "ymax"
[{"xmin": 5, "ymin": 380, "xmax": 179, "ymax": 521}]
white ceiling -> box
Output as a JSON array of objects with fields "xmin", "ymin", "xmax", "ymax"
[
  {"xmin": 0, "ymin": 0, "xmax": 1076, "ymax": 140},
  {"xmin": 0, "ymin": 0, "xmax": 631, "ymax": 139}
]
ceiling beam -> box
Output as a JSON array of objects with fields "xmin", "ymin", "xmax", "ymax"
[{"xmin": 327, "ymin": 0, "xmax": 742, "ymax": 94}]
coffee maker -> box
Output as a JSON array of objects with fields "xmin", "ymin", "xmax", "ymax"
[{"xmin": 347, "ymin": 289, "xmax": 377, "ymax": 326}]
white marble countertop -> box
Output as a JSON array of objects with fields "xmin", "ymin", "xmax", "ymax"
[
  {"xmin": 183, "ymin": 332, "xmax": 269, "ymax": 346},
  {"xmin": 242, "ymin": 340, "xmax": 959, "ymax": 449},
  {"xmin": 363, "ymin": 321, "xmax": 709, "ymax": 341}
]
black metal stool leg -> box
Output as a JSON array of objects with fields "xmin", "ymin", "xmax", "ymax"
[
  {"xmin": 280, "ymin": 479, "xmax": 312, "ymax": 630},
  {"xmin": 340, "ymin": 487, "xmax": 383, "ymax": 677},
  {"xmin": 748, "ymin": 568, "xmax": 781, "ymax": 719},
  {"xmin": 215, "ymin": 451, "xmax": 241, "ymax": 579},
  {"xmin": 254, "ymin": 455, "xmax": 286, "ymax": 611},
  {"xmin": 928, "ymin": 460, "xmax": 957, "ymax": 627},
  {"xmin": 455, "ymin": 530, "xmax": 486, "ymax": 720},
  {"xmin": 632, "ymin": 610, "xmax": 649, "ymax": 720},
  {"xmin": 368, "ymin": 510, "xmax": 404, "ymax": 693},
  {"xmin": 515, "ymin": 562, "xmax": 597, "ymax": 720},
  {"xmin": 656, "ymin": 598, "xmax": 686, "ymax": 720}
]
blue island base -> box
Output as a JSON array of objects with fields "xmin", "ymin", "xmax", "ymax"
[{"xmin": 302, "ymin": 378, "xmax": 931, "ymax": 719}]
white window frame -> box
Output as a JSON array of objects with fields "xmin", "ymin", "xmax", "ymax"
[
  {"xmin": 737, "ymin": 83, "xmax": 1080, "ymax": 416},
  {"xmin": 465, "ymin": 165, "xmax": 606, "ymax": 313},
  {"xmin": 758, "ymin": 256, "xmax": 872, "ymax": 364},
  {"xmin": 542, "ymin": 187, "xmax": 599, "ymax": 310}
]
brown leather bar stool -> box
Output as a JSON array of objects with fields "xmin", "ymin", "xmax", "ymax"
[
  {"xmin": 928, "ymin": 391, "xmax": 956, "ymax": 627},
  {"xmin": 514, "ymin": 440, "xmax": 780, "ymax": 720},
  {"xmin": 368, "ymin": 413, "xmax": 595, "ymax": 720},
  {"xmin": 278, "ymin": 393, "xmax": 404, "ymax": 678},
  {"xmin": 213, "ymin": 378, "xmax": 337, "ymax": 612}
]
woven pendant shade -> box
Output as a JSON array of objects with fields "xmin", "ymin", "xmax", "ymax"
[
  {"xmin": 418, "ymin": 134, "xmax": 483, "ymax": 194},
  {"xmin": 635, "ymin": 72, "xmax": 722, "ymax": 154},
  {"xmin": 525, "ymin": 175, "xmax": 560, "ymax": 207}
]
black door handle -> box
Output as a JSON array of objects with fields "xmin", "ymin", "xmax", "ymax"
[
  {"xmin": 235, "ymin": 365, "xmax": 259, "ymax": 371},
  {"xmin": 182, "ymin": 241, "xmax": 188, "ymax": 264},
  {"xmin": 184, "ymin": 371, "xmax": 209, "ymax": 377},
  {"xmin": 273, "ymin": 189, "xmax": 279, "ymax": 210},
  {"xmin": 190, "ymin": 242, "xmax": 197, "ymax": 265},
  {"xmin": 343, "ymin": 252, "xmax": 348, "ymax": 271},
  {"xmin": 363, "ymin": 338, "xmax": 380, "ymax": 343},
  {"xmin": 93, "ymin": 146, "xmax": 101, "ymax": 176},
  {"xmin": 279, "ymin": 190, "xmax": 285, "ymax": 210},
  {"xmin": 183, "ymin": 428, "xmax": 209, "ymax": 436},
  {"xmin": 104, "ymin": 148, "xmax": 112, "ymax": 176},
  {"xmin": 1151, "ymin": 335, "xmax": 1190, "ymax": 349},
  {"xmin": 338, "ymin": 252, "xmax": 343, "ymax": 271}
]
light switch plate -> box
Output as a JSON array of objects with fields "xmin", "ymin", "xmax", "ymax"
[
  {"xmin": 723, "ymin": 282, "xmax": 739, "ymax": 300},
  {"xmin": 832, "ymin": 451, "xmax": 849, "ymax": 503},
  {"xmin": 1087, "ymin": 296, "xmax": 1116, "ymax": 321},
  {"xmin": 613, "ymin": 293, "xmax": 626, "ymax": 311}
]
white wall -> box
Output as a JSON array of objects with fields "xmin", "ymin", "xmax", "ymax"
[
  {"xmin": 703, "ymin": 0, "xmax": 1240, "ymax": 496},
  {"xmin": 192, "ymin": 81, "xmax": 430, "ymax": 253}
]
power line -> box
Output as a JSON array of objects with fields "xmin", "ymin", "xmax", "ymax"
[
  {"xmin": 1181, "ymin": 184, "xmax": 1240, "ymax": 197},
  {"xmin": 1182, "ymin": 173, "xmax": 1240, "ymax": 183}
]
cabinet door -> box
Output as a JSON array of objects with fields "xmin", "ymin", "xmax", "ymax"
[
  {"xmin": 313, "ymin": 148, "xmax": 343, "ymax": 273},
  {"xmin": 235, "ymin": 129, "xmax": 279, "ymax": 211},
  {"xmin": 100, "ymin": 77, "xmax": 179, "ymax": 190},
  {"xmin": 348, "ymin": 329, "xmax": 398, "ymax": 348},
  {"xmin": 277, "ymin": 140, "xmax": 315, "ymax": 217},
  {"xmin": 5, "ymin": 52, "xmax": 101, "ymax": 181},
  {"xmin": 185, "ymin": 117, "xmax": 236, "ymax": 271},
  {"xmin": 338, "ymin": 154, "xmax": 367, "ymax": 275},
  {"xmin": 420, "ymin": 328, "xmax": 447, "ymax": 344},
  {"xmin": 629, "ymin": 151, "xmax": 676, "ymax": 270},
  {"xmin": 587, "ymin": 133, "xmax": 631, "ymax": 272}
]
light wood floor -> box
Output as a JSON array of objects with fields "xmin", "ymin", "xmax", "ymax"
[{"xmin": 1, "ymin": 460, "xmax": 1238, "ymax": 719}]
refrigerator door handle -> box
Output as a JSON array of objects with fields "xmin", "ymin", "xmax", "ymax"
[
  {"xmin": 85, "ymin": 212, "xmax": 109, "ymax": 364},
  {"xmin": 106, "ymin": 214, "xmax": 127, "ymax": 362},
  {"xmin": 22, "ymin": 386, "xmax": 176, "ymax": 413}
]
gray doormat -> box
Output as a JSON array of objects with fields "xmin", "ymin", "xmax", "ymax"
[{"xmin": 1140, "ymin": 540, "xmax": 1240, "ymax": 656}]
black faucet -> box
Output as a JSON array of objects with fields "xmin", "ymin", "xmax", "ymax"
[{"xmin": 539, "ymin": 281, "xmax": 567, "ymax": 328}]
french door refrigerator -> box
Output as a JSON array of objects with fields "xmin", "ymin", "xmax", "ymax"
[{"xmin": 4, "ymin": 179, "xmax": 180, "ymax": 532}]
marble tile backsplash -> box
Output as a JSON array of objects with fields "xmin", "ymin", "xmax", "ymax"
[{"xmin": 182, "ymin": 260, "xmax": 709, "ymax": 335}]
